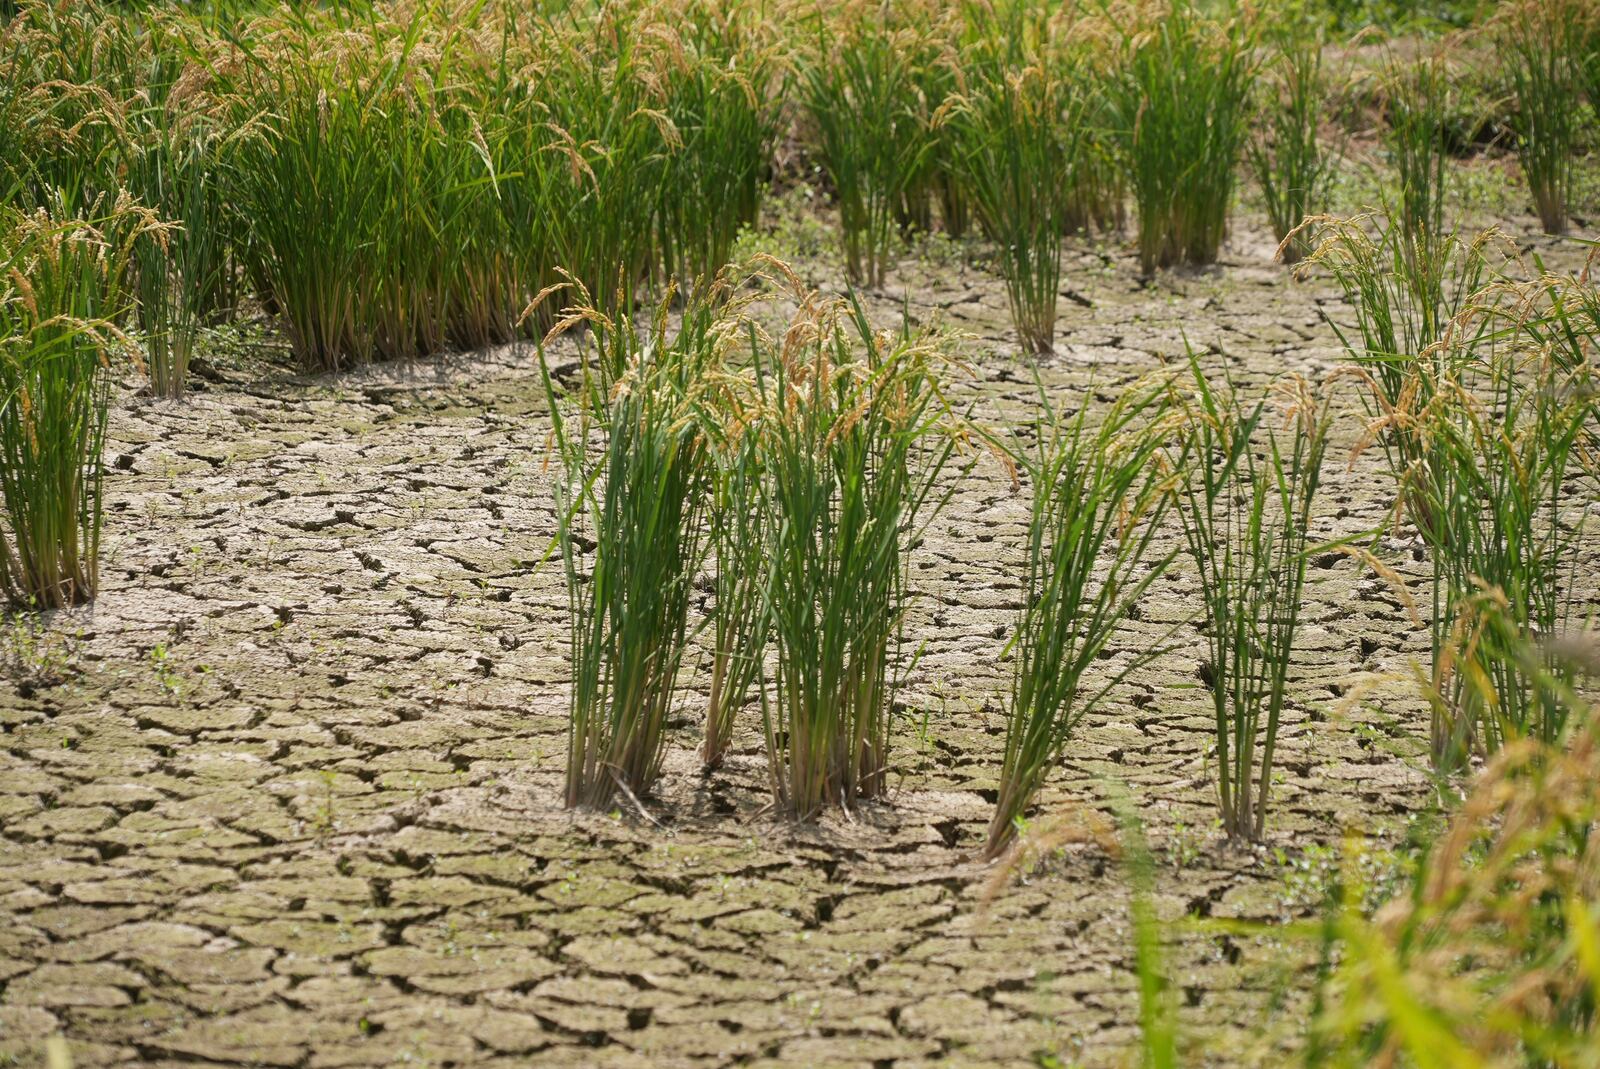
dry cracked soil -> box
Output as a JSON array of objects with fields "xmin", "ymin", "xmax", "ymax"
[{"xmin": 3, "ymin": 193, "xmax": 1596, "ymax": 1069}]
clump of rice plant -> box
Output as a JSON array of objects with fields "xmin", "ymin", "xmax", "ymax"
[
  {"xmin": 1493, "ymin": 0, "xmax": 1583, "ymax": 235},
  {"xmin": 984, "ymin": 379, "xmax": 1175, "ymax": 860},
  {"xmin": 1105, "ymin": 0, "xmax": 1254, "ymax": 275},
  {"xmin": 1167, "ymin": 358, "xmax": 1332, "ymax": 842},
  {"xmin": 532, "ymin": 5, "xmax": 684, "ymax": 316},
  {"xmin": 797, "ymin": 2, "xmax": 938, "ymax": 287},
  {"xmin": 921, "ymin": 50, "xmax": 971, "ymax": 240},
  {"xmin": 653, "ymin": 2, "xmax": 779, "ymax": 288},
  {"xmin": 892, "ymin": 2, "xmax": 962, "ymax": 237},
  {"xmin": 1308, "ymin": 644, "xmax": 1600, "ymax": 1067},
  {"xmin": 1578, "ymin": 2, "xmax": 1600, "ymax": 111},
  {"xmin": 755, "ymin": 291, "xmax": 960, "ymax": 819},
  {"xmin": 127, "ymin": 94, "xmax": 232, "ymax": 397},
  {"xmin": 0, "ymin": 3, "xmax": 141, "ymax": 215},
  {"xmin": 0, "ymin": 202, "xmax": 148, "ymax": 609},
  {"xmin": 945, "ymin": 54, "xmax": 1085, "ymax": 354},
  {"xmin": 1308, "ymin": 212, "xmax": 1590, "ymax": 770},
  {"xmin": 539, "ymin": 279, "xmax": 721, "ymax": 811},
  {"xmin": 1382, "ymin": 50, "xmax": 1452, "ymax": 257},
  {"xmin": 1404, "ymin": 337, "xmax": 1593, "ymax": 768},
  {"xmin": 223, "ymin": 5, "xmax": 641, "ymax": 368},
  {"xmin": 224, "ymin": 10, "xmax": 445, "ymax": 369},
  {"xmin": 1245, "ymin": 18, "xmax": 1339, "ymax": 264},
  {"xmin": 1298, "ymin": 210, "xmax": 1506, "ymax": 516}
]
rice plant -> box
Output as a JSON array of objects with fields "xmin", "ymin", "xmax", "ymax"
[
  {"xmin": 1245, "ymin": 20, "xmax": 1338, "ymax": 264},
  {"xmin": 222, "ymin": 5, "xmax": 645, "ymax": 368},
  {"xmin": 653, "ymin": 3, "xmax": 779, "ymax": 289},
  {"xmin": 1511, "ymin": 265, "xmax": 1600, "ymax": 385},
  {"xmin": 984, "ymin": 379, "xmax": 1175, "ymax": 859},
  {"xmin": 755, "ymin": 291, "xmax": 960, "ymax": 819},
  {"xmin": 539, "ymin": 280, "xmax": 720, "ymax": 811},
  {"xmin": 533, "ymin": 5, "xmax": 677, "ymax": 316},
  {"xmin": 1308, "ymin": 653, "xmax": 1600, "ymax": 1067},
  {"xmin": 1494, "ymin": 0, "xmax": 1582, "ymax": 235},
  {"xmin": 1065, "ymin": 85, "xmax": 1128, "ymax": 237},
  {"xmin": 1105, "ymin": 0, "xmax": 1254, "ymax": 275},
  {"xmin": 1168, "ymin": 358, "xmax": 1332, "ymax": 842},
  {"xmin": 1298, "ymin": 211, "xmax": 1505, "ymax": 521},
  {"xmin": 223, "ymin": 8, "xmax": 443, "ymax": 369},
  {"xmin": 0, "ymin": 3, "xmax": 142, "ymax": 215},
  {"xmin": 1579, "ymin": 1, "xmax": 1600, "ymax": 111},
  {"xmin": 1306, "ymin": 211, "xmax": 1590, "ymax": 769},
  {"xmin": 945, "ymin": 57, "xmax": 1085, "ymax": 355},
  {"xmin": 0, "ymin": 202, "xmax": 147, "ymax": 610},
  {"xmin": 1383, "ymin": 50, "xmax": 1452, "ymax": 258},
  {"xmin": 126, "ymin": 68, "xmax": 233, "ymax": 398},
  {"xmin": 923, "ymin": 48, "xmax": 971, "ymax": 240},
  {"xmin": 797, "ymin": 2, "xmax": 938, "ymax": 287},
  {"xmin": 1404, "ymin": 340, "xmax": 1593, "ymax": 768}
]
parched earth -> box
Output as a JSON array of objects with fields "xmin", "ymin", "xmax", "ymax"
[{"xmin": 2, "ymin": 195, "xmax": 1594, "ymax": 1068}]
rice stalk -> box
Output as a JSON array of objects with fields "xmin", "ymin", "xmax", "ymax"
[
  {"xmin": 754, "ymin": 288, "xmax": 960, "ymax": 819},
  {"xmin": 943, "ymin": 30, "xmax": 1086, "ymax": 355},
  {"xmin": 1245, "ymin": 14, "xmax": 1339, "ymax": 264},
  {"xmin": 1167, "ymin": 356, "xmax": 1333, "ymax": 842},
  {"xmin": 0, "ymin": 199, "xmax": 153, "ymax": 610},
  {"xmin": 984, "ymin": 376, "xmax": 1175, "ymax": 859},
  {"xmin": 700, "ymin": 409, "xmax": 769, "ymax": 771},
  {"xmin": 1104, "ymin": 0, "xmax": 1255, "ymax": 275},
  {"xmin": 1492, "ymin": 0, "xmax": 1583, "ymax": 235},
  {"xmin": 540, "ymin": 276, "xmax": 722, "ymax": 810}
]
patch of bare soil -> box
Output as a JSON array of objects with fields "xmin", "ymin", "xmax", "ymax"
[{"xmin": 1, "ymin": 209, "xmax": 1593, "ymax": 1068}]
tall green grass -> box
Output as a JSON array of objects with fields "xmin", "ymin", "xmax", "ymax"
[
  {"xmin": 0, "ymin": 203, "xmax": 147, "ymax": 609},
  {"xmin": 755, "ymin": 292, "xmax": 959, "ymax": 818},
  {"xmin": 1106, "ymin": 0, "xmax": 1254, "ymax": 275},
  {"xmin": 984, "ymin": 380, "xmax": 1174, "ymax": 859},
  {"xmin": 1246, "ymin": 21, "xmax": 1338, "ymax": 264},
  {"xmin": 540, "ymin": 280, "xmax": 719, "ymax": 810},
  {"xmin": 1168, "ymin": 359, "xmax": 1332, "ymax": 842},
  {"xmin": 1493, "ymin": 0, "xmax": 1582, "ymax": 235}
]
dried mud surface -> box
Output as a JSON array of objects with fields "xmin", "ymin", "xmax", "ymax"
[{"xmin": 2, "ymin": 210, "xmax": 1594, "ymax": 1068}]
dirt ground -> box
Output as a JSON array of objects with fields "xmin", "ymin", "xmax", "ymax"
[{"xmin": 2, "ymin": 176, "xmax": 1595, "ymax": 1068}]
